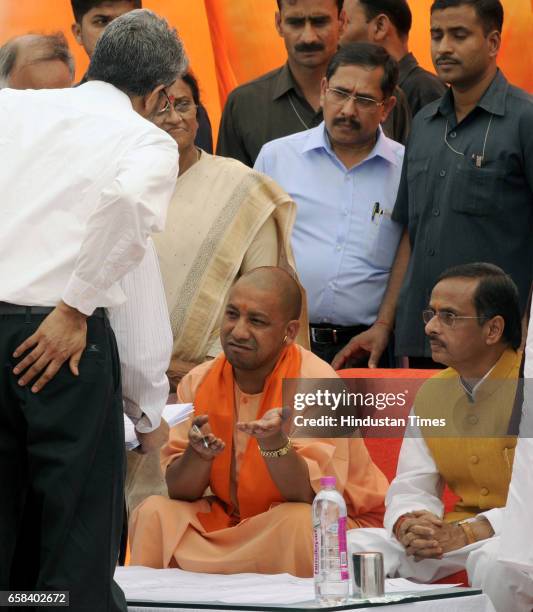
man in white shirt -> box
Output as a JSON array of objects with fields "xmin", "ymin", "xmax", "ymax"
[
  {"xmin": 255, "ymin": 42, "xmax": 403, "ymax": 365},
  {"xmin": 466, "ymin": 301, "xmax": 533, "ymax": 611},
  {"xmin": 0, "ymin": 10, "xmax": 185, "ymax": 611},
  {"xmin": 348, "ymin": 263, "xmax": 523, "ymax": 583}
]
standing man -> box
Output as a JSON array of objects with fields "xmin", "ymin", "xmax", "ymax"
[
  {"xmin": 340, "ymin": 0, "xmax": 446, "ymax": 116},
  {"xmin": 255, "ymin": 43, "xmax": 403, "ymax": 364},
  {"xmin": 70, "ymin": 0, "xmax": 213, "ymax": 152},
  {"xmin": 217, "ymin": 0, "xmax": 410, "ymax": 167},
  {"xmin": 0, "ymin": 10, "xmax": 185, "ymax": 611},
  {"xmin": 334, "ymin": 0, "xmax": 533, "ymax": 370},
  {"xmin": 0, "ymin": 33, "xmax": 74, "ymax": 89}
]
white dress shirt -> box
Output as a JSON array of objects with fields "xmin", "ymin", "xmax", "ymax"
[
  {"xmin": 385, "ymin": 369, "xmax": 503, "ymax": 538},
  {"xmin": 255, "ymin": 123, "xmax": 404, "ymax": 326},
  {"xmin": 109, "ymin": 239, "xmax": 172, "ymax": 433},
  {"xmin": 0, "ymin": 81, "xmax": 178, "ymax": 315},
  {"xmin": 498, "ymin": 309, "xmax": 533, "ymax": 571}
]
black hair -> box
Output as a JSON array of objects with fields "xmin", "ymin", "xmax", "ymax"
[
  {"xmin": 326, "ymin": 42, "xmax": 398, "ymax": 98},
  {"xmin": 71, "ymin": 0, "xmax": 142, "ymax": 23},
  {"xmin": 359, "ymin": 0, "xmax": 412, "ymax": 38},
  {"xmin": 276, "ymin": 0, "xmax": 343, "ymax": 14},
  {"xmin": 430, "ymin": 0, "xmax": 504, "ymax": 34},
  {"xmin": 181, "ymin": 71, "xmax": 201, "ymax": 106},
  {"xmin": 437, "ymin": 262, "xmax": 522, "ymax": 350}
]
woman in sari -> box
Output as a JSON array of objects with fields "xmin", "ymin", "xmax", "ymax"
[{"xmin": 151, "ymin": 72, "xmax": 307, "ymax": 389}]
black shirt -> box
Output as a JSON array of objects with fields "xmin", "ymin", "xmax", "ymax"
[
  {"xmin": 392, "ymin": 70, "xmax": 533, "ymax": 357},
  {"xmin": 398, "ymin": 52, "xmax": 447, "ymax": 117}
]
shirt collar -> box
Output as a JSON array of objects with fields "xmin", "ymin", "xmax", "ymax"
[
  {"xmin": 398, "ymin": 52, "xmax": 419, "ymax": 85},
  {"xmin": 271, "ymin": 63, "xmax": 299, "ymax": 101},
  {"xmin": 423, "ymin": 69, "xmax": 508, "ymax": 120},
  {"xmin": 301, "ymin": 122, "xmax": 401, "ymax": 167},
  {"xmin": 78, "ymin": 80, "xmax": 134, "ymax": 114}
]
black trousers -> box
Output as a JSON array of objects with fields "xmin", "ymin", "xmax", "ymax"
[{"xmin": 0, "ymin": 312, "xmax": 127, "ymax": 612}]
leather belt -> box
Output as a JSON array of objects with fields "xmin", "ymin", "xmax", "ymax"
[
  {"xmin": 0, "ymin": 302, "xmax": 106, "ymax": 319},
  {"xmin": 309, "ymin": 324, "xmax": 368, "ymax": 345}
]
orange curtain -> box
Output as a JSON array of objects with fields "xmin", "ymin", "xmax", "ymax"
[{"xmin": 0, "ymin": 0, "xmax": 531, "ymax": 135}]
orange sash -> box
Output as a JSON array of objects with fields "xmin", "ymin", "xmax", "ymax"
[{"xmin": 193, "ymin": 344, "xmax": 302, "ymax": 532}]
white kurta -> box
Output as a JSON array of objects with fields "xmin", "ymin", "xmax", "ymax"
[{"xmin": 467, "ymin": 311, "xmax": 533, "ymax": 611}]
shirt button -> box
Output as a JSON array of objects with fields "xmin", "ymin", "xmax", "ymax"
[
  {"xmin": 480, "ymin": 487, "xmax": 489, "ymax": 496},
  {"xmin": 428, "ymin": 248, "xmax": 436, "ymax": 256},
  {"xmin": 433, "ymin": 208, "xmax": 440, "ymax": 217},
  {"xmin": 322, "ymin": 317, "xmax": 330, "ymax": 323},
  {"xmin": 344, "ymin": 209, "xmax": 349, "ymax": 216},
  {"xmin": 469, "ymin": 455, "xmax": 479, "ymax": 464},
  {"xmin": 344, "ymin": 175, "xmax": 350, "ymax": 182},
  {"xmin": 336, "ymin": 245, "xmax": 342, "ymax": 252},
  {"xmin": 450, "ymin": 131, "xmax": 457, "ymax": 138},
  {"xmin": 439, "ymin": 169, "xmax": 446, "ymax": 177},
  {"xmin": 468, "ymin": 414, "xmax": 479, "ymax": 425}
]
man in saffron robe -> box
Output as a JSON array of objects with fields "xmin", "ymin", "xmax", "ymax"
[{"xmin": 129, "ymin": 266, "xmax": 388, "ymax": 576}]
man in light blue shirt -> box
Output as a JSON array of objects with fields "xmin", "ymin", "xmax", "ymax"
[{"xmin": 255, "ymin": 42, "xmax": 404, "ymax": 364}]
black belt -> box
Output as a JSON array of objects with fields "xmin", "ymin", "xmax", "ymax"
[
  {"xmin": 309, "ymin": 324, "xmax": 368, "ymax": 345},
  {"xmin": 0, "ymin": 302, "xmax": 106, "ymax": 319}
]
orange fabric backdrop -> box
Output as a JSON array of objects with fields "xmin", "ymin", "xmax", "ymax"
[{"xmin": 0, "ymin": 0, "xmax": 531, "ymax": 140}]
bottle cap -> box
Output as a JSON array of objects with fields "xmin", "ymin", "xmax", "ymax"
[{"xmin": 321, "ymin": 476, "xmax": 336, "ymax": 487}]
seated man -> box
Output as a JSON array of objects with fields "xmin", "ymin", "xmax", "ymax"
[
  {"xmin": 130, "ymin": 266, "xmax": 388, "ymax": 577},
  {"xmin": 348, "ymin": 262, "xmax": 522, "ymax": 582}
]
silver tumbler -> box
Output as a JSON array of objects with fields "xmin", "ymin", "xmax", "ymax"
[{"xmin": 351, "ymin": 552, "xmax": 385, "ymax": 599}]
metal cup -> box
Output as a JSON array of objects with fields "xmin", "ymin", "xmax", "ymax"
[{"xmin": 351, "ymin": 552, "xmax": 384, "ymax": 599}]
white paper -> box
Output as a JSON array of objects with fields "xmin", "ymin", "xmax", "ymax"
[
  {"xmin": 386, "ymin": 578, "xmax": 460, "ymax": 592},
  {"xmin": 124, "ymin": 403, "xmax": 194, "ymax": 451}
]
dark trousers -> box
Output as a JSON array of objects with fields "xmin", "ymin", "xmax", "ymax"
[
  {"xmin": 310, "ymin": 324, "xmax": 393, "ymax": 368},
  {"xmin": 0, "ymin": 312, "xmax": 127, "ymax": 612}
]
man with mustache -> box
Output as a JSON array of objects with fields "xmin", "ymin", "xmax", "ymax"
[
  {"xmin": 255, "ymin": 43, "xmax": 403, "ymax": 365},
  {"xmin": 333, "ymin": 0, "xmax": 533, "ymax": 371},
  {"xmin": 217, "ymin": 0, "xmax": 344, "ymax": 167},
  {"xmin": 348, "ymin": 262, "xmax": 523, "ymax": 586},
  {"xmin": 128, "ymin": 267, "xmax": 388, "ymax": 575}
]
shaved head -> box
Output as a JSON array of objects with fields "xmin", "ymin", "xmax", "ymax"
[{"xmin": 235, "ymin": 267, "xmax": 302, "ymax": 322}]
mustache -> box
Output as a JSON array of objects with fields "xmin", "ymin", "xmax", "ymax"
[
  {"xmin": 436, "ymin": 55, "xmax": 461, "ymax": 65},
  {"xmin": 333, "ymin": 116, "xmax": 361, "ymax": 130},
  {"xmin": 428, "ymin": 333, "xmax": 446, "ymax": 348},
  {"xmin": 294, "ymin": 42, "xmax": 325, "ymax": 53}
]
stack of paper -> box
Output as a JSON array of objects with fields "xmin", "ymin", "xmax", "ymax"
[{"xmin": 124, "ymin": 403, "xmax": 194, "ymax": 451}]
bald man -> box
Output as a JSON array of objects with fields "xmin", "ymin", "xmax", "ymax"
[
  {"xmin": 0, "ymin": 33, "xmax": 74, "ymax": 89},
  {"xmin": 129, "ymin": 267, "xmax": 388, "ymax": 577}
]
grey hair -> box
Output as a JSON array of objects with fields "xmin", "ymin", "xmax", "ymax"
[
  {"xmin": 0, "ymin": 33, "xmax": 75, "ymax": 88},
  {"xmin": 87, "ymin": 9, "xmax": 188, "ymax": 97}
]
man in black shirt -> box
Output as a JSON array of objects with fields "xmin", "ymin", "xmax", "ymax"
[
  {"xmin": 333, "ymin": 0, "xmax": 533, "ymax": 370},
  {"xmin": 340, "ymin": 0, "xmax": 446, "ymax": 116}
]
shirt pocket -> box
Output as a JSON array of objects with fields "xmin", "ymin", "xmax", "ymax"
[
  {"xmin": 366, "ymin": 213, "xmax": 403, "ymax": 270},
  {"xmin": 407, "ymin": 157, "xmax": 430, "ymax": 220},
  {"xmin": 451, "ymin": 161, "xmax": 507, "ymax": 216}
]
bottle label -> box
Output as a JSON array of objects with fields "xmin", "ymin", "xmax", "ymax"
[
  {"xmin": 313, "ymin": 527, "xmax": 320, "ymax": 577},
  {"xmin": 338, "ymin": 516, "xmax": 349, "ymax": 580}
]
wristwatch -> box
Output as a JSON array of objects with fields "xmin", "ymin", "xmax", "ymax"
[{"xmin": 259, "ymin": 437, "xmax": 292, "ymax": 458}]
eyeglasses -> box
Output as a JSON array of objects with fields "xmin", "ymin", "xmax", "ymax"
[
  {"xmin": 325, "ymin": 87, "xmax": 386, "ymax": 111},
  {"xmin": 422, "ymin": 309, "xmax": 487, "ymax": 328},
  {"xmin": 157, "ymin": 90, "xmax": 197, "ymax": 117}
]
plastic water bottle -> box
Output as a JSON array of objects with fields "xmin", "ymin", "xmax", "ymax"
[{"xmin": 313, "ymin": 476, "xmax": 349, "ymax": 606}]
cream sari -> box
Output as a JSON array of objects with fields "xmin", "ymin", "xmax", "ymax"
[{"xmin": 153, "ymin": 151, "xmax": 308, "ymax": 383}]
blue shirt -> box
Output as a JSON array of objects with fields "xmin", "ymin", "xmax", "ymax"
[{"xmin": 255, "ymin": 122, "xmax": 404, "ymax": 326}]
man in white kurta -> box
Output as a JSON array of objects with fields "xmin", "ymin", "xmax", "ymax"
[
  {"xmin": 466, "ymin": 305, "xmax": 533, "ymax": 611},
  {"xmin": 348, "ymin": 263, "xmax": 523, "ymax": 583}
]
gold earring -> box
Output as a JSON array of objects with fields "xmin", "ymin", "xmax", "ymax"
[{"xmin": 283, "ymin": 335, "xmax": 288, "ymax": 343}]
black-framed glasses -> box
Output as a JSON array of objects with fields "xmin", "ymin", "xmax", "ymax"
[
  {"xmin": 157, "ymin": 89, "xmax": 197, "ymax": 117},
  {"xmin": 325, "ymin": 87, "xmax": 386, "ymax": 111},
  {"xmin": 422, "ymin": 309, "xmax": 487, "ymax": 328}
]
